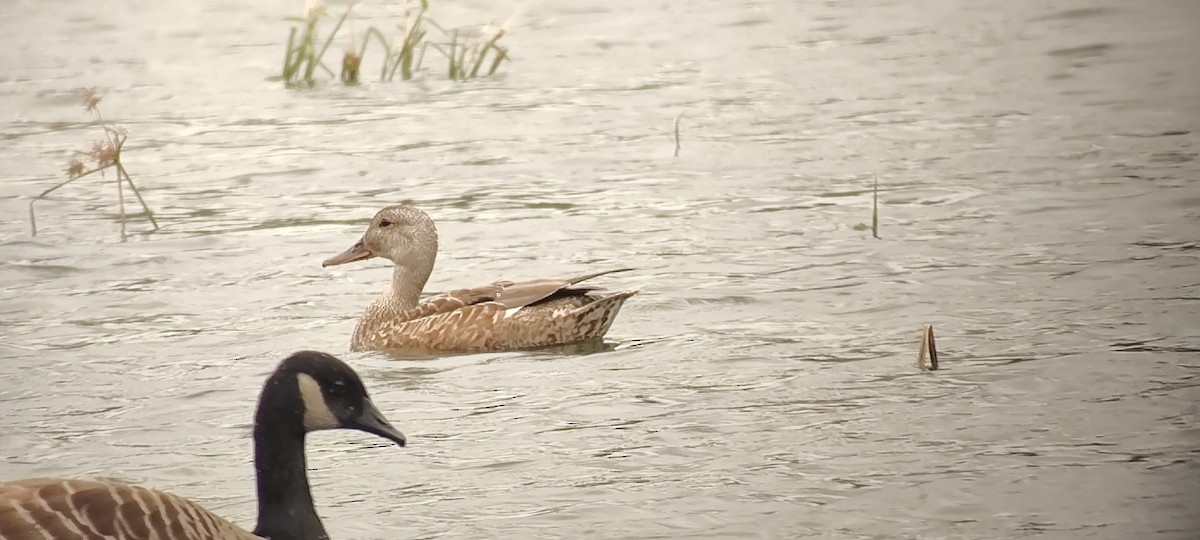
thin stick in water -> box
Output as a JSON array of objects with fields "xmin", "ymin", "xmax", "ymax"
[
  {"xmin": 673, "ymin": 113, "xmax": 682, "ymax": 157},
  {"xmin": 115, "ymin": 169, "xmax": 126, "ymax": 237},
  {"xmin": 871, "ymin": 173, "xmax": 879, "ymax": 239},
  {"xmin": 29, "ymin": 165, "xmax": 105, "ymax": 236},
  {"xmin": 117, "ymin": 163, "xmax": 159, "ymax": 230}
]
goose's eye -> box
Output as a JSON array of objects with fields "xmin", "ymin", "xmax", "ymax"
[
  {"xmin": 379, "ymin": 219, "xmax": 392, "ymax": 228},
  {"xmin": 328, "ymin": 379, "xmax": 348, "ymax": 396}
]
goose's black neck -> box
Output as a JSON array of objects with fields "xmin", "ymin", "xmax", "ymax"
[{"xmin": 251, "ymin": 372, "xmax": 328, "ymax": 540}]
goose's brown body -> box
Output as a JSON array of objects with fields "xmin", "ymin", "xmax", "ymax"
[
  {"xmin": 0, "ymin": 478, "xmax": 254, "ymax": 540},
  {"xmin": 324, "ymin": 205, "xmax": 637, "ymax": 353},
  {"xmin": 0, "ymin": 351, "xmax": 406, "ymax": 540}
]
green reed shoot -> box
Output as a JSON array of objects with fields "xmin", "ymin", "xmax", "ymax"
[
  {"xmin": 386, "ymin": 0, "xmax": 431, "ymax": 81},
  {"xmin": 283, "ymin": 0, "xmax": 507, "ymax": 84},
  {"xmin": 29, "ymin": 88, "xmax": 159, "ymax": 237},
  {"xmin": 283, "ymin": 3, "xmax": 354, "ymax": 85},
  {"xmin": 430, "ymin": 23, "xmax": 509, "ymax": 81},
  {"xmin": 345, "ymin": 8, "xmax": 430, "ymax": 84}
]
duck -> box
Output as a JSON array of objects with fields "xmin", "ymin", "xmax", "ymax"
[
  {"xmin": 322, "ymin": 204, "xmax": 637, "ymax": 352},
  {"xmin": 0, "ymin": 351, "xmax": 407, "ymax": 540}
]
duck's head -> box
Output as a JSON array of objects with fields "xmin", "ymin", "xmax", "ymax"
[
  {"xmin": 264, "ymin": 351, "xmax": 407, "ymax": 447},
  {"xmin": 322, "ymin": 205, "xmax": 437, "ymax": 268}
]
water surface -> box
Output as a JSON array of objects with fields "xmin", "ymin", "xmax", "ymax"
[{"xmin": 1, "ymin": 0, "xmax": 1198, "ymax": 538}]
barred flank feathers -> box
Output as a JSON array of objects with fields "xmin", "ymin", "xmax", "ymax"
[{"xmin": 0, "ymin": 478, "xmax": 257, "ymax": 540}]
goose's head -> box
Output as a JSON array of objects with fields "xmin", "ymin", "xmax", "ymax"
[
  {"xmin": 265, "ymin": 351, "xmax": 407, "ymax": 447},
  {"xmin": 322, "ymin": 205, "xmax": 437, "ymax": 268}
]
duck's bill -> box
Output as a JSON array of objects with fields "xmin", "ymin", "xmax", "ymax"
[
  {"xmin": 346, "ymin": 396, "xmax": 407, "ymax": 447},
  {"xmin": 322, "ymin": 239, "xmax": 373, "ymax": 267}
]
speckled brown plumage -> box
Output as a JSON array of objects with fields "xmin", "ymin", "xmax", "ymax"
[{"xmin": 323, "ymin": 205, "xmax": 638, "ymax": 353}]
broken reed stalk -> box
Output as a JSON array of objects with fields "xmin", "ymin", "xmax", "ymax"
[
  {"xmin": 429, "ymin": 22, "xmax": 509, "ymax": 81},
  {"xmin": 673, "ymin": 113, "xmax": 682, "ymax": 157},
  {"xmin": 341, "ymin": 50, "xmax": 362, "ymax": 84},
  {"xmin": 917, "ymin": 324, "xmax": 938, "ymax": 370},
  {"xmin": 308, "ymin": 6, "xmax": 352, "ymax": 81},
  {"xmin": 360, "ymin": 26, "xmax": 391, "ymax": 81},
  {"xmin": 29, "ymin": 89, "xmax": 159, "ymax": 236},
  {"xmin": 871, "ymin": 173, "xmax": 879, "ymax": 239},
  {"xmin": 382, "ymin": 8, "xmax": 429, "ymax": 82},
  {"xmin": 485, "ymin": 46, "xmax": 507, "ymax": 76},
  {"xmin": 467, "ymin": 29, "xmax": 505, "ymax": 78},
  {"xmin": 365, "ymin": 0, "xmax": 435, "ymax": 83},
  {"xmin": 282, "ymin": 9, "xmax": 320, "ymax": 82},
  {"xmin": 283, "ymin": 27, "xmax": 298, "ymax": 78}
]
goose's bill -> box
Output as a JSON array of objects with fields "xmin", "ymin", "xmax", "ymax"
[
  {"xmin": 346, "ymin": 396, "xmax": 407, "ymax": 447},
  {"xmin": 322, "ymin": 239, "xmax": 373, "ymax": 267}
]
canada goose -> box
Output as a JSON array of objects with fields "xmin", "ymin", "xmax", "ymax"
[
  {"xmin": 323, "ymin": 204, "xmax": 637, "ymax": 352},
  {"xmin": 0, "ymin": 350, "xmax": 406, "ymax": 540}
]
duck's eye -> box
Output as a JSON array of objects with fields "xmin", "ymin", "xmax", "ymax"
[{"xmin": 379, "ymin": 219, "xmax": 392, "ymax": 228}]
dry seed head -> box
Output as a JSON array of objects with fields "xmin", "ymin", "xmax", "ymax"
[
  {"xmin": 81, "ymin": 87, "xmax": 102, "ymax": 113},
  {"xmin": 89, "ymin": 139, "xmax": 119, "ymax": 168},
  {"xmin": 65, "ymin": 158, "xmax": 85, "ymax": 179}
]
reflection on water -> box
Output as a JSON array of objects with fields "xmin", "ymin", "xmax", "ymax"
[{"xmin": 1, "ymin": 0, "xmax": 1198, "ymax": 538}]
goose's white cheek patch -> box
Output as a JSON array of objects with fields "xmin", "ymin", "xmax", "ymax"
[{"xmin": 298, "ymin": 374, "xmax": 338, "ymax": 431}]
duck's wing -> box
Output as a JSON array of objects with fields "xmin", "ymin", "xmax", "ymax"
[
  {"xmin": 0, "ymin": 478, "xmax": 258, "ymax": 540},
  {"xmin": 489, "ymin": 268, "xmax": 633, "ymax": 309},
  {"xmin": 357, "ymin": 269, "xmax": 633, "ymax": 351},
  {"xmin": 410, "ymin": 268, "xmax": 633, "ymax": 320}
]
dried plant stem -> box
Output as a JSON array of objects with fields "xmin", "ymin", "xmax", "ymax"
[
  {"xmin": 114, "ymin": 169, "xmax": 126, "ymax": 236},
  {"xmin": 117, "ymin": 163, "xmax": 158, "ymax": 230},
  {"xmin": 29, "ymin": 169, "xmax": 101, "ymax": 236},
  {"xmin": 29, "ymin": 164, "xmax": 158, "ymax": 236},
  {"xmin": 29, "ymin": 91, "xmax": 159, "ymax": 236},
  {"xmin": 871, "ymin": 173, "xmax": 880, "ymax": 239},
  {"xmin": 673, "ymin": 113, "xmax": 682, "ymax": 157},
  {"xmin": 918, "ymin": 324, "xmax": 939, "ymax": 371}
]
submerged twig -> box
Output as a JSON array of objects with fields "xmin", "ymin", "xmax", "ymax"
[
  {"xmin": 673, "ymin": 113, "xmax": 682, "ymax": 157},
  {"xmin": 871, "ymin": 173, "xmax": 879, "ymax": 239},
  {"xmin": 917, "ymin": 324, "xmax": 939, "ymax": 371},
  {"xmin": 117, "ymin": 162, "xmax": 158, "ymax": 230}
]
